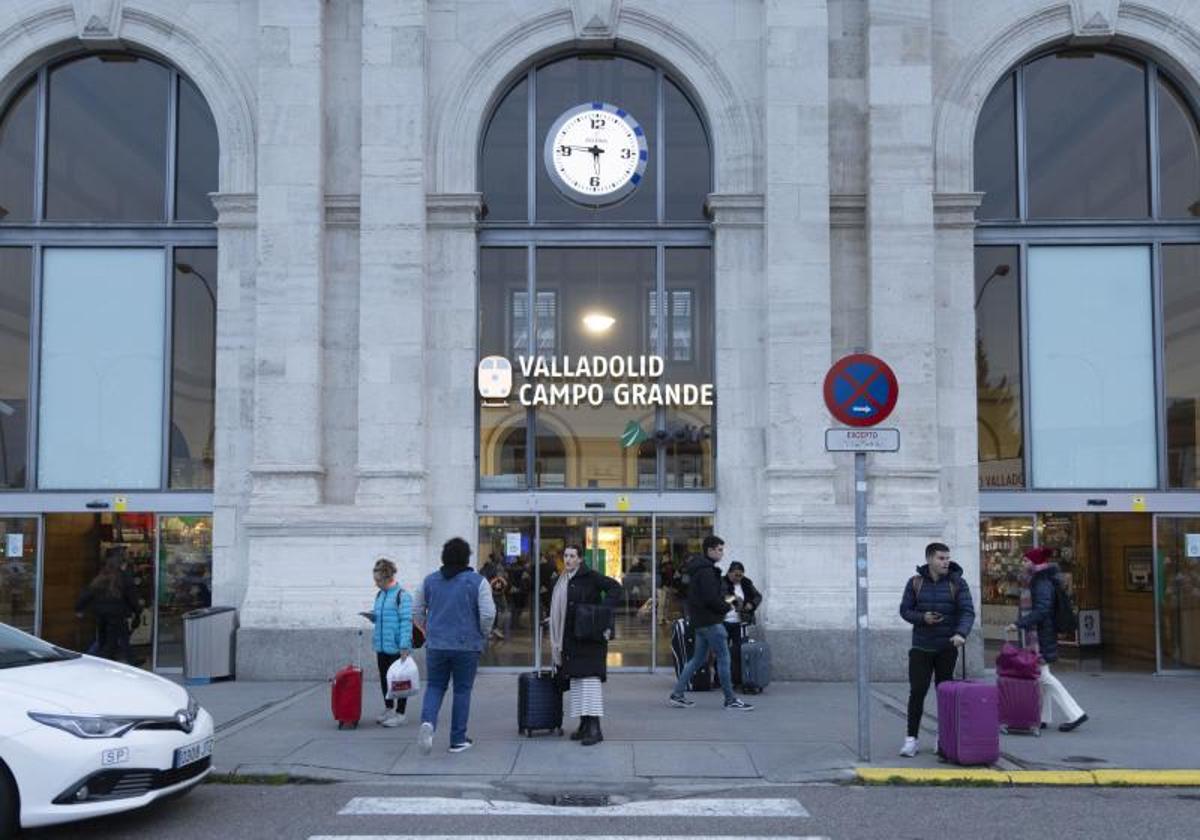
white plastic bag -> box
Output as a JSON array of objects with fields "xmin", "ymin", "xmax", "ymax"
[{"xmin": 385, "ymin": 655, "xmax": 420, "ymax": 699}]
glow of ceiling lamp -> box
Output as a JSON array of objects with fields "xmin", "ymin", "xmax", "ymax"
[{"xmin": 582, "ymin": 312, "xmax": 616, "ymax": 333}]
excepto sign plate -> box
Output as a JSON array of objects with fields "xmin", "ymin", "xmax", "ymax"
[{"xmin": 825, "ymin": 428, "xmax": 900, "ymax": 452}]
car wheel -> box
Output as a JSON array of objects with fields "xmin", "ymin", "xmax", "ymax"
[{"xmin": 0, "ymin": 762, "xmax": 19, "ymax": 839}]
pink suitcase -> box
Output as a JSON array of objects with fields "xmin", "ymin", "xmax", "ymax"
[
  {"xmin": 937, "ymin": 676, "xmax": 1000, "ymax": 766},
  {"xmin": 998, "ymin": 675, "xmax": 1041, "ymax": 736}
]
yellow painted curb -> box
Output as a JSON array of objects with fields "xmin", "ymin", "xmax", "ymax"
[
  {"xmin": 857, "ymin": 768, "xmax": 1009, "ymax": 784},
  {"xmin": 1005, "ymin": 771, "xmax": 1095, "ymax": 785},
  {"xmin": 1093, "ymin": 770, "xmax": 1200, "ymax": 786}
]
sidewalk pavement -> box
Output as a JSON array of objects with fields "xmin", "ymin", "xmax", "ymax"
[{"xmin": 184, "ymin": 669, "xmax": 1200, "ymax": 791}]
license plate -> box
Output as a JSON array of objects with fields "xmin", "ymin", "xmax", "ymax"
[{"xmin": 173, "ymin": 737, "xmax": 213, "ymax": 769}]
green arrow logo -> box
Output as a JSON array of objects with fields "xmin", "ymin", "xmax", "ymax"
[{"xmin": 620, "ymin": 420, "xmax": 649, "ymax": 449}]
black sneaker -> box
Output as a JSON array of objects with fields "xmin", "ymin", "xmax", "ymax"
[
  {"xmin": 448, "ymin": 738, "xmax": 474, "ymax": 753},
  {"xmin": 668, "ymin": 694, "xmax": 694, "ymax": 708},
  {"xmin": 724, "ymin": 697, "xmax": 755, "ymax": 711}
]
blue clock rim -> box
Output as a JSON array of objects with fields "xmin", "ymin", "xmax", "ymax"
[{"xmin": 542, "ymin": 101, "xmax": 650, "ymax": 207}]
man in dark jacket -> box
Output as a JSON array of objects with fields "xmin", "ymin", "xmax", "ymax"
[
  {"xmin": 668, "ymin": 535, "xmax": 754, "ymax": 710},
  {"xmin": 898, "ymin": 541, "xmax": 975, "ymax": 757}
]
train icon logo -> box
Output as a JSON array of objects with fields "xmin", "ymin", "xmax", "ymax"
[{"xmin": 478, "ymin": 356, "xmax": 513, "ymax": 405}]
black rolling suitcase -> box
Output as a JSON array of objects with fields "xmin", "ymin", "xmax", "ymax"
[
  {"xmin": 671, "ymin": 618, "xmax": 713, "ymax": 691},
  {"xmin": 518, "ymin": 670, "xmax": 563, "ymax": 737}
]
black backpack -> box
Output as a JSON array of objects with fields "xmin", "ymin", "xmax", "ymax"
[{"xmin": 1052, "ymin": 578, "xmax": 1078, "ymax": 634}]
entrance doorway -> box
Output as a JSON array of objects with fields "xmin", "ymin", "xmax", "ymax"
[
  {"xmin": 475, "ymin": 513, "xmax": 714, "ymax": 670},
  {"xmin": 1154, "ymin": 516, "xmax": 1200, "ymax": 671}
]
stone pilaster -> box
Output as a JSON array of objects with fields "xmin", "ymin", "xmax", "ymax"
[
  {"xmin": 355, "ymin": 0, "xmax": 429, "ymax": 510},
  {"xmin": 250, "ymin": 0, "xmax": 326, "ymax": 506}
]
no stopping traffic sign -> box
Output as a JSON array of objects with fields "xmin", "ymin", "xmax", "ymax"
[{"xmin": 822, "ymin": 353, "xmax": 898, "ymax": 427}]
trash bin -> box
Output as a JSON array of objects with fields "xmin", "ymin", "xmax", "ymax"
[{"xmin": 183, "ymin": 606, "xmax": 237, "ymax": 684}]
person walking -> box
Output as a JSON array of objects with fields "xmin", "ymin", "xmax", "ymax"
[
  {"xmin": 898, "ymin": 542, "xmax": 975, "ymax": 757},
  {"xmin": 668, "ymin": 535, "xmax": 755, "ymax": 711},
  {"xmin": 75, "ymin": 550, "xmax": 141, "ymax": 663},
  {"xmin": 367, "ymin": 557, "xmax": 413, "ymax": 727},
  {"xmin": 412, "ymin": 537, "xmax": 495, "ymax": 754},
  {"xmin": 1007, "ymin": 547, "xmax": 1088, "ymax": 732},
  {"xmin": 549, "ymin": 544, "xmax": 623, "ymax": 746},
  {"xmin": 721, "ymin": 561, "xmax": 763, "ymax": 688}
]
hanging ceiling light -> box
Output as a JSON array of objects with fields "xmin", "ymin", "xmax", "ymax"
[{"xmin": 582, "ymin": 312, "xmax": 616, "ymax": 333}]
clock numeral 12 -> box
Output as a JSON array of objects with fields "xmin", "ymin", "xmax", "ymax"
[{"xmin": 590, "ymin": 117, "xmax": 606, "ymax": 129}]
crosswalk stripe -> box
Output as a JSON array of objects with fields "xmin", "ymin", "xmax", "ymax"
[
  {"xmin": 310, "ymin": 836, "xmax": 831, "ymax": 840},
  {"xmin": 338, "ymin": 797, "xmax": 811, "ymax": 818}
]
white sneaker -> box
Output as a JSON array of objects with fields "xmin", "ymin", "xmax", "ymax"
[
  {"xmin": 379, "ymin": 710, "xmax": 401, "ymax": 728},
  {"xmin": 899, "ymin": 736, "xmax": 919, "ymax": 758},
  {"xmin": 375, "ymin": 710, "xmax": 392, "ymax": 725},
  {"xmin": 396, "ymin": 711, "xmax": 407, "ymax": 724},
  {"xmin": 418, "ymin": 721, "xmax": 434, "ymax": 755}
]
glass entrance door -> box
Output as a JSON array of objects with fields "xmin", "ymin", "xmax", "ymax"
[
  {"xmin": 1, "ymin": 516, "xmax": 38, "ymax": 633},
  {"xmin": 1154, "ymin": 516, "xmax": 1200, "ymax": 670}
]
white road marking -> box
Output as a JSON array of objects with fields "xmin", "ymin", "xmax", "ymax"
[{"xmin": 337, "ymin": 797, "xmax": 810, "ymax": 818}]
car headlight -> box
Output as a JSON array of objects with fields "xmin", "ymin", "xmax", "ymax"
[
  {"xmin": 187, "ymin": 693, "xmax": 200, "ymax": 719},
  {"xmin": 28, "ymin": 712, "xmax": 140, "ymax": 739}
]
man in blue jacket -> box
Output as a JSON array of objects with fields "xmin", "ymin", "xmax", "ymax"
[
  {"xmin": 412, "ymin": 537, "xmax": 496, "ymax": 754},
  {"xmin": 898, "ymin": 542, "xmax": 975, "ymax": 757}
]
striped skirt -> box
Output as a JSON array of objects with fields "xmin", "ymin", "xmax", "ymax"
[{"xmin": 568, "ymin": 677, "xmax": 604, "ymax": 718}]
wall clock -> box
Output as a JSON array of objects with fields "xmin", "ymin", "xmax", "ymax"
[{"xmin": 544, "ymin": 101, "xmax": 648, "ymax": 205}]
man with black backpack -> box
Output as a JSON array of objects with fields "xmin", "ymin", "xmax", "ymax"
[{"xmin": 1007, "ymin": 547, "xmax": 1088, "ymax": 732}]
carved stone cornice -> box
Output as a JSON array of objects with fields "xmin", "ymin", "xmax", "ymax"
[{"xmin": 427, "ymin": 192, "xmax": 484, "ymax": 229}]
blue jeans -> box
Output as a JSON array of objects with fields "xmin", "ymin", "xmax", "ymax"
[
  {"xmin": 421, "ymin": 648, "xmax": 480, "ymax": 745},
  {"xmin": 673, "ymin": 622, "xmax": 735, "ymax": 703}
]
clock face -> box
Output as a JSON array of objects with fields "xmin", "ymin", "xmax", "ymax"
[{"xmin": 544, "ymin": 102, "xmax": 649, "ymax": 205}]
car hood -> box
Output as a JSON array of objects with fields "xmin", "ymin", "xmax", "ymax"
[{"xmin": 3, "ymin": 655, "xmax": 190, "ymax": 716}]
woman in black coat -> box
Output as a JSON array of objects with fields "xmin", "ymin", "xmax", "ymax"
[
  {"xmin": 549, "ymin": 544, "xmax": 622, "ymax": 746},
  {"xmin": 721, "ymin": 562, "xmax": 763, "ymax": 687}
]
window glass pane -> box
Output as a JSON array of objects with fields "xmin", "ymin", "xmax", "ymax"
[
  {"xmin": 45, "ymin": 55, "xmax": 169, "ymax": 221},
  {"xmin": 535, "ymin": 248, "xmax": 656, "ymax": 488},
  {"xmin": 479, "ymin": 248, "xmax": 527, "ymax": 489},
  {"xmin": 38, "ymin": 248, "xmax": 165, "ymax": 489},
  {"xmin": 535, "ymin": 56, "xmax": 657, "ymax": 222},
  {"xmin": 477, "ymin": 515, "xmax": 537, "ymax": 666},
  {"xmin": 175, "ymin": 77, "xmax": 219, "ymax": 222},
  {"xmin": 0, "ymin": 248, "xmax": 31, "ymax": 489},
  {"xmin": 979, "ymin": 516, "xmax": 1034, "ymax": 650},
  {"xmin": 171, "ymin": 249, "xmax": 217, "ymax": 489},
  {"xmin": 0, "ymin": 517, "xmax": 37, "ymax": 632},
  {"xmin": 1157, "ymin": 75, "xmax": 1200, "ymax": 219},
  {"xmin": 481, "ymin": 77, "xmax": 528, "ymax": 222},
  {"xmin": 156, "ymin": 515, "xmax": 212, "ymax": 668},
  {"xmin": 664, "ymin": 79, "xmax": 709, "ymax": 221},
  {"xmin": 1025, "ymin": 52, "xmax": 1148, "ymax": 219},
  {"xmin": 975, "ymin": 245, "xmax": 1024, "ymax": 488},
  {"xmin": 665, "ymin": 249, "xmax": 713, "ymax": 489},
  {"xmin": 1028, "ymin": 246, "xmax": 1155, "ymax": 487},
  {"xmin": 0, "ymin": 80, "xmax": 37, "ymax": 222},
  {"xmin": 974, "ymin": 74, "xmax": 1017, "ymax": 220},
  {"xmin": 1163, "ymin": 245, "xmax": 1200, "ymax": 487}
]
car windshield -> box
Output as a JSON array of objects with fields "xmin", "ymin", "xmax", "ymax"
[{"xmin": 0, "ymin": 624, "xmax": 80, "ymax": 669}]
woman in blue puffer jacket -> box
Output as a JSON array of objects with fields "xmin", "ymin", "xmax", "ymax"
[{"xmin": 370, "ymin": 557, "xmax": 413, "ymax": 727}]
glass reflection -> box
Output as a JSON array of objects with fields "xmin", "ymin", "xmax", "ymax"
[
  {"xmin": 1025, "ymin": 52, "xmax": 1148, "ymax": 219},
  {"xmin": 479, "ymin": 249, "xmax": 528, "ymax": 489},
  {"xmin": 0, "ymin": 517, "xmax": 37, "ymax": 633},
  {"xmin": 664, "ymin": 79, "xmax": 709, "ymax": 221},
  {"xmin": 1158, "ymin": 75, "xmax": 1200, "ymax": 219},
  {"xmin": 156, "ymin": 515, "xmax": 212, "ymax": 669},
  {"xmin": 481, "ymin": 77, "xmax": 528, "ymax": 221},
  {"xmin": 45, "ymin": 55, "xmax": 169, "ymax": 221},
  {"xmin": 974, "ymin": 246, "xmax": 1023, "ymax": 488},
  {"xmin": 974, "ymin": 73, "xmax": 1017, "ymax": 220},
  {"xmin": 477, "ymin": 516, "xmax": 537, "ymax": 667},
  {"xmin": 1163, "ymin": 245, "xmax": 1200, "ymax": 487},
  {"xmin": 665, "ymin": 249, "xmax": 713, "ymax": 489},
  {"xmin": 0, "ymin": 248, "xmax": 31, "ymax": 489},
  {"xmin": 0, "ymin": 81, "xmax": 36, "ymax": 222},
  {"xmin": 175, "ymin": 77, "xmax": 219, "ymax": 222},
  {"xmin": 171, "ymin": 250, "xmax": 217, "ymax": 489}
]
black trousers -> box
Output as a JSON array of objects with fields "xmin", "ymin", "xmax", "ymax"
[
  {"xmin": 723, "ymin": 622, "xmax": 744, "ymax": 686},
  {"xmin": 376, "ymin": 651, "xmax": 409, "ymax": 713},
  {"xmin": 906, "ymin": 646, "xmax": 958, "ymax": 738}
]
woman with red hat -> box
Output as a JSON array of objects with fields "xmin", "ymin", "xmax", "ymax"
[{"xmin": 1007, "ymin": 547, "xmax": 1088, "ymax": 732}]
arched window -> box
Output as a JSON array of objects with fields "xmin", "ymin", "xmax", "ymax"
[
  {"xmin": 0, "ymin": 52, "xmax": 219, "ymax": 491},
  {"xmin": 476, "ymin": 54, "xmax": 714, "ymax": 491},
  {"xmin": 973, "ymin": 48, "xmax": 1200, "ymax": 489}
]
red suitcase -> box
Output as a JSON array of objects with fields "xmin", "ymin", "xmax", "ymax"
[
  {"xmin": 998, "ymin": 675, "xmax": 1041, "ymax": 736},
  {"xmin": 936, "ymin": 658, "xmax": 1000, "ymax": 766},
  {"xmin": 332, "ymin": 665, "xmax": 363, "ymax": 729}
]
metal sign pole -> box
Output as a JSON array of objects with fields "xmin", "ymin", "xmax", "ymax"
[{"xmin": 855, "ymin": 450, "xmax": 870, "ymax": 762}]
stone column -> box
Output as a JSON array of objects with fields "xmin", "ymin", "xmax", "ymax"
[
  {"xmin": 426, "ymin": 194, "xmax": 483, "ymax": 548},
  {"xmin": 356, "ymin": 0, "xmax": 428, "ymax": 509},
  {"xmin": 707, "ymin": 193, "xmax": 766, "ymax": 596},
  {"xmin": 250, "ymin": 0, "xmax": 326, "ymax": 506}
]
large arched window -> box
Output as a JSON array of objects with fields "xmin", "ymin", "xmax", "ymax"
[
  {"xmin": 0, "ymin": 52, "xmax": 219, "ymax": 491},
  {"xmin": 476, "ymin": 54, "xmax": 714, "ymax": 491},
  {"xmin": 974, "ymin": 49, "xmax": 1200, "ymax": 490}
]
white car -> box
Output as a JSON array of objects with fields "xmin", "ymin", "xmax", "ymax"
[{"xmin": 0, "ymin": 623, "xmax": 213, "ymax": 833}]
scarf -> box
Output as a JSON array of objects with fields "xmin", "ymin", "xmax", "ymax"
[
  {"xmin": 1018, "ymin": 561, "xmax": 1050, "ymax": 657},
  {"xmin": 549, "ymin": 567, "xmax": 577, "ymax": 667}
]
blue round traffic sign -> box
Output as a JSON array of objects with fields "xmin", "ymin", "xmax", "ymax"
[{"xmin": 823, "ymin": 354, "xmax": 898, "ymax": 427}]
